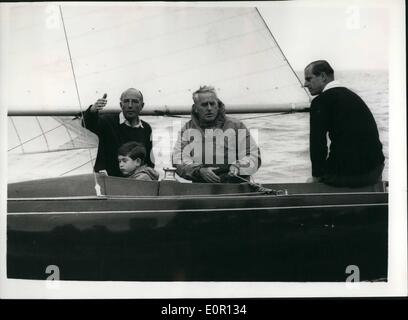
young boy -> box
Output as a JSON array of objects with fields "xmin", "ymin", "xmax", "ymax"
[{"xmin": 117, "ymin": 142, "xmax": 159, "ymax": 181}]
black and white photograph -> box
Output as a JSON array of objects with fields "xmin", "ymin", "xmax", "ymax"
[{"xmin": 0, "ymin": 0, "xmax": 406, "ymax": 299}]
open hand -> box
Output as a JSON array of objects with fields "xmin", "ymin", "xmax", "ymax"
[
  {"xmin": 90, "ymin": 93, "xmax": 108, "ymax": 112},
  {"xmin": 199, "ymin": 167, "xmax": 221, "ymax": 183}
]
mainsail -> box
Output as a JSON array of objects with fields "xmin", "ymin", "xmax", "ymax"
[{"xmin": 5, "ymin": 4, "xmax": 310, "ymax": 182}]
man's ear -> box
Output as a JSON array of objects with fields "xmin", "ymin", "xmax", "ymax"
[
  {"xmin": 140, "ymin": 102, "xmax": 145, "ymax": 110},
  {"xmin": 320, "ymin": 72, "xmax": 328, "ymax": 81},
  {"xmin": 120, "ymin": 101, "xmax": 123, "ymax": 109},
  {"xmin": 136, "ymin": 158, "xmax": 142, "ymax": 166}
]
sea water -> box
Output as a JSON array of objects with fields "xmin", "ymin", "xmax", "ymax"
[
  {"xmin": 7, "ymin": 70, "xmax": 389, "ymax": 184},
  {"xmin": 144, "ymin": 70, "xmax": 389, "ymax": 183}
]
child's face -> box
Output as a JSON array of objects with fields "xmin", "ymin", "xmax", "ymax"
[{"xmin": 118, "ymin": 155, "xmax": 141, "ymax": 176}]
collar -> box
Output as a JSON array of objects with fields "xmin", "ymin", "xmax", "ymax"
[
  {"xmin": 119, "ymin": 112, "xmax": 144, "ymax": 128},
  {"xmin": 322, "ymin": 80, "xmax": 343, "ymax": 92}
]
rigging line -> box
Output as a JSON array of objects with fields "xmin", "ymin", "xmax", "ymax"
[
  {"xmin": 9, "ymin": 117, "xmax": 25, "ymax": 153},
  {"xmin": 35, "ymin": 117, "xmax": 50, "ymax": 152},
  {"xmin": 239, "ymin": 113, "xmax": 290, "ymax": 120},
  {"xmin": 255, "ymin": 7, "xmax": 312, "ymax": 102},
  {"xmin": 60, "ymin": 157, "xmax": 96, "ymax": 177},
  {"xmin": 107, "ymin": 46, "xmax": 276, "ymax": 94},
  {"xmin": 64, "ymin": 7, "xmax": 186, "ymax": 44},
  {"xmin": 79, "ymin": 27, "xmax": 265, "ymax": 79},
  {"xmin": 154, "ymin": 62, "xmax": 291, "ymax": 100},
  {"xmin": 11, "ymin": 146, "xmax": 97, "ymax": 156},
  {"xmin": 11, "ymin": 7, "xmax": 187, "ymax": 60},
  {"xmin": 58, "ymin": 9, "xmax": 253, "ymax": 63},
  {"xmin": 59, "ymin": 6, "xmax": 83, "ymax": 110},
  {"xmin": 53, "ymin": 116, "xmax": 81, "ymax": 148},
  {"xmin": 11, "ymin": 7, "xmax": 105, "ymax": 34},
  {"xmin": 8, "ymin": 122, "xmax": 66, "ymax": 152},
  {"xmin": 63, "ymin": 121, "xmax": 77, "ymax": 148},
  {"xmin": 233, "ymin": 82, "xmax": 307, "ymax": 101},
  {"xmin": 59, "ymin": 5, "xmax": 102, "ymax": 196}
]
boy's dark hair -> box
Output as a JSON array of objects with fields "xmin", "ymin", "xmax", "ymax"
[{"xmin": 118, "ymin": 142, "xmax": 146, "ymax": 163}]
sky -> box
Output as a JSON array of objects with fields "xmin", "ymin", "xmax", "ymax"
[{"xmin": 259, "ymin": 1, "xmax": 390, "ymax": 71}]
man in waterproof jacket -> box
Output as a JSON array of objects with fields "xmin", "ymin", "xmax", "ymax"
[
  {"xmin": 303, "ymin": 60, "xmax": 385, "ymax": 187},
  {"xmin": 172, "ymin": 85, "xmax": 261, "ymax": 183},
  {"xmin": 81, "ymin": 88, "xmax": 155, "ymax": 177}
]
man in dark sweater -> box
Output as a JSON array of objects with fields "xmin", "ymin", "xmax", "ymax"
[
  {"xmin": 303, "ymin": 60, "xmax": 385, "ymax": 187},
  {"xmin": 81, "ymin": 88, "xmax": 154, "ymax": 177}
]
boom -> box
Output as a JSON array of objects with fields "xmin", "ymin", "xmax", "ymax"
[{"xmin": 7, "ymin": 103, "xmax": 309, "ymax": 116}]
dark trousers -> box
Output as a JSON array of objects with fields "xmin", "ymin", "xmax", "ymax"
[{"xmin": 321, "ymin": 163, "xmax": 385, "ymax": 188}]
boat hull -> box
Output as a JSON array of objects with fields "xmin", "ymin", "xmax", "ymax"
[{"xmin": 7, "ymin": 174, "xmax": 388, "ymax": 281}]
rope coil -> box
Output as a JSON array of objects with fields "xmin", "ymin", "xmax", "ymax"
[{"xmin": 231, "ymin": 174, "xmax": 288, "ymax": 196}]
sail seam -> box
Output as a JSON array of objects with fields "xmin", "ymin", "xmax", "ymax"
[
  {"xmin": 8, "ymin": 122, "xmax": 68, "ymax": 152},
  {"xmin": 35, "ymin": 117, "xmax": 50, "ymax": 152},
  {"xmin": 60, "ymin": 156, "xmax": 96, "ymax": 177},
  {"xmin": 9, "ymin": 117, "xmax": 25, "ymax": 153},
  {"xmin": 255, "ymin": 7, "xmax": 311, "ymax": 101}
]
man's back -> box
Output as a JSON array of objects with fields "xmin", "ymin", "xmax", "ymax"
[{"xmin": 310, "ymin": 87, "xmax": 385, "ymax": 176}]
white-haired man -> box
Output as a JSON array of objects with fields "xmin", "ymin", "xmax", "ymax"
[{"xmin": 172, "ymin": 86, "xmax": 261, "ymax": 183}]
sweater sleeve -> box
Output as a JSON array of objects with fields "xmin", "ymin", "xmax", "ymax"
[
  {"xmin": 81, "ymin": 105, "xmax": 102, "ymax": 135},
  {"xmin": 144, "ymin": 123, "xmax": 155, "ymax": 168},
  {"xmin": 310, "ymin": 99, "xmax": 329, "ymax": 177}
]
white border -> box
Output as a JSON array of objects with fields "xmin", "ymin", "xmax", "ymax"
[{"xmin": 0, "ymin": 0, "xmax": 406, "ymax": 298}]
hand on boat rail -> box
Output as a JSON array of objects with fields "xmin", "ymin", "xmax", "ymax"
[{"xmin": 230, "ymin": 174, "xmax": 288, "ymax": 196}]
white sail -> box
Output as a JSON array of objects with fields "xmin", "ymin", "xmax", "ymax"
[
  {"xmin": 5, "ymin": 3, "xmax": 310, "ymax": 182},
  {"xmin": 6, "ymin": 4, "xmax": 308, "ymax": 113}
]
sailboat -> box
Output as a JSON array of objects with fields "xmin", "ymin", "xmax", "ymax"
[{"xmin": 6, "ymin": 4, "xmax": 388, "ymax": 281}]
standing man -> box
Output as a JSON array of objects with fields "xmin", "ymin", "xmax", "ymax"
[
  {"xmin": 82, "ymin": 88, "xmax": 154, "ymax": 177},
  {"xmin": 303, "ymin": 60, "xmax": 385, "ymax": 187},
  {"xmin": 172, "ymin": 86, "xmax": 261, "ymax": 183}
]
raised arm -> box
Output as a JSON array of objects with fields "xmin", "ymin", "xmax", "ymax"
[{"xmin": 81, "ymin": 93, "xmax": 108, "ymax": 135}]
